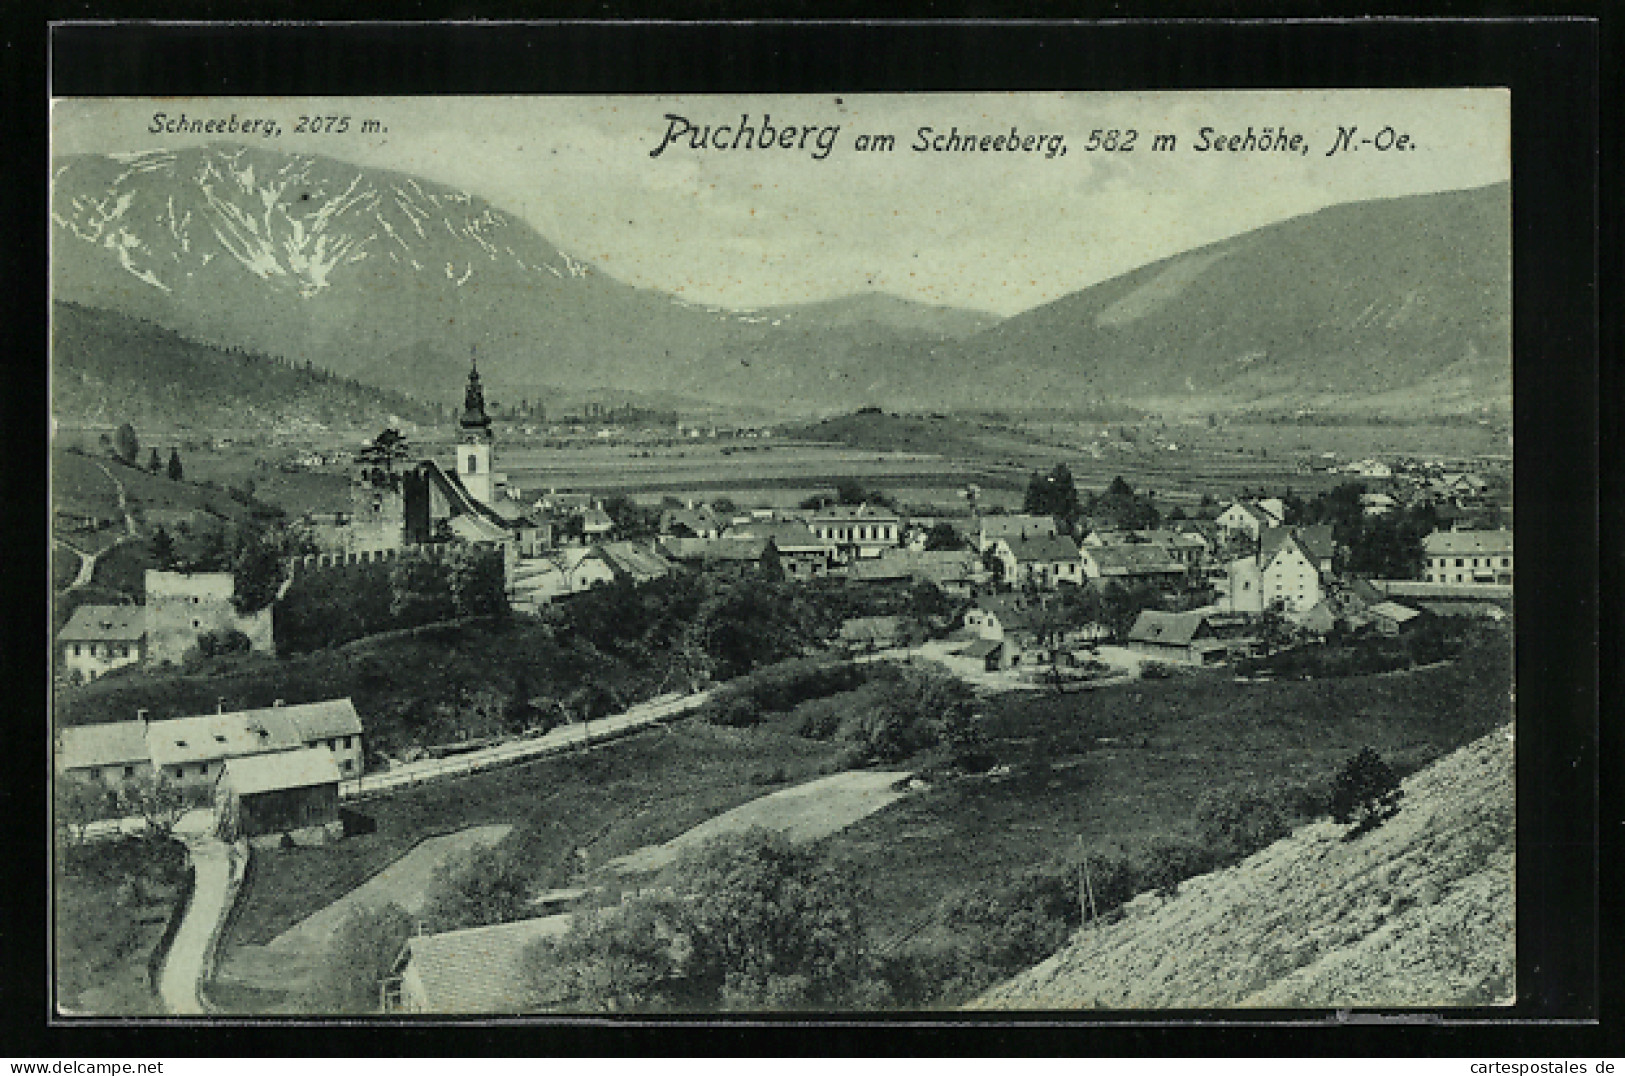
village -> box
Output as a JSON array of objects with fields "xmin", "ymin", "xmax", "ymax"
[{"xmin": 50, "ymin": 361, "xmax": 1516, "ymax": 1016}]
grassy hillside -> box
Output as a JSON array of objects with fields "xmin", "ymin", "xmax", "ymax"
[
  {"xmin": 972, "ymin": 722, "xmax": 1514, "ymax": 1009},
  {"xmin": 51, "ymin": 301, "xmax": 435, "ymax": 435}
]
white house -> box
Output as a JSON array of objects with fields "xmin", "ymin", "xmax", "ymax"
[
  {"xmin": 1224, "ymin": 527, "xmax": 1332, "ymax": 614},
  {"xmin": 809, "ymin": 505, "xmax": 902, "ymax": 559},
  {"xmin": 974, "ymin": 514, "xmax": 1058, "ymax": 553},
  {"xmin": 57, "ymin": 605, "xmax": 146, "ymax": 682},
  {"xmin": 1216, "ymin": 501, "xmax": 1285, "ymax": 541},
  {"xmin": 1423, "ymin": 530, "xmax": 1512, "ymax": 586},
  {"xmin": 994, "ymin": 534, "xmax": 1083, "ymax": 589}
]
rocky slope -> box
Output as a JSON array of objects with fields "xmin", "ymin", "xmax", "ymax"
[{"xmin": 971, "ymin": 725, "xmax": 1515, "ymax": 1010}]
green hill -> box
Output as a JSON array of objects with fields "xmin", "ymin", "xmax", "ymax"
[{"xmin": 51, "ymin": 301, "xmax": 436, "ymax": 436}]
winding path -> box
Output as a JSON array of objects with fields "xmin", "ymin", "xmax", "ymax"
[{"xmin": 157, "ymin": 813, "xmax": 239, "ymax": 1015}]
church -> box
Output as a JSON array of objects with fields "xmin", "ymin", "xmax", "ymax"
[{"xmin": 310, "ymin": 361, "xmax": 550, "ymax": 561}]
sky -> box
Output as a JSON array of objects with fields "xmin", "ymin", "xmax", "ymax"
[{"xmin": 52, "ymin": 91, "xmax": 1509, "ymax": 317}]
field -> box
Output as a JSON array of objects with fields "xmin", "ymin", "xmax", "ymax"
[
  {"xmin": 212, "ymin": 721, "xmax": 846, "ymax": 1012},
  {"xmin": 822, "ymin": 630, "xmax": 1514, "ymax": 945},
  {"xmin": 206, "ymin": 626, "xmax": 1510, "ymax": 1012}
]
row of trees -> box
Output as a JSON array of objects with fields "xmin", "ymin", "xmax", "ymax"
[
  {"xmin": 1023, "ymin": 467, "xmax": 1163, "ymax": 534},
  {"xmin": 98, "ymin": 422, "xmax": 185, "ymax": 479}
]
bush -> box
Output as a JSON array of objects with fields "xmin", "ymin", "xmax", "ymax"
[
  {"xmin": 195, "ymin": 627, "xmax": 253, "ymax": 659},
  {"xmin": 1196, "ymin": 785, "xmax": 1294, "ymax": 859},
  {"xmin": 1329, "ymin": 746, "xmax": 1404, "ymax": 837},
  {"xmin": 1139, "ymin": 660, "xmax": 1175, "ymax": 680}
]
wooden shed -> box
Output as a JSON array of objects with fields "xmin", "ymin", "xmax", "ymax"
[{"xmin": 215, "ymin": 748, "xmax": 342, "ymax": 848}]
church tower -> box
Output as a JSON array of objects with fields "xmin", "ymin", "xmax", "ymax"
[{"xmin": 455, "ymin": 354, "xmax": 494, "ymax": 506}]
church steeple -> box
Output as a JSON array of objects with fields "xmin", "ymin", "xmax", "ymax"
[{"xmin": 459, "ymin": 349, "xmax": 492, "ymax": 443}]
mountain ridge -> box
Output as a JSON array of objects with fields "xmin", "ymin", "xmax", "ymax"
[{"xmin": 52, "ymin": 144, "xmax": 1509, "ymax": 417}]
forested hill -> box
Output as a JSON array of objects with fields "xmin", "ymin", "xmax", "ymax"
[{"xmin": 51, "ymin": 302, "xmax": 436, "ymax": 434}]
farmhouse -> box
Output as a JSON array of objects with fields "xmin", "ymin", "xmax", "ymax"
[
  {"xmin": 214, "ymin": 747, "xmax": 342, "ymax": 848},
  {"xmin": 974, "ymin": 513, "xmax": 1058, "ymax": 553},
  {"xmin": 1079, "ymin": 543, "xmax": 1186, "ymax": 583},
  {"xmin": 1216, "ymin": 500, "xmax": 1285, "ymax": 541},
  {"xmin": 1126, "ymin": 609, "xmax": 1254, "ymax": 665},
  {"xmin": 656, "ymin": 535, "xmax": 770, "ymax": 575},
  {"xmin": 1423, "ymin": 530, "xmax": 1512, "ymax": 586},
  {"xmin": 57, "ymin": 698, "xmax": 366, "ymax": 798},
  {"xmin": 733, "ymin": 522, "xmax": 831, "ymax": 580},
  {"xmin": 56, "ymin": 605, "xmax": 146, "ymax": 682},
  {"xmin": 383, "ymin": 913, "xmax": 574, "ymax": 1014},
  {"xmin": 659, "ymin": 506, "xmax": 724, "ymax": 540},
  {"xmin": 994, "ymin": 534, "xmax": 1083, "ymax": 589},
  {"xmin": 1082, "ymin": 529, "xmax": 1209, "ymax": 568}
]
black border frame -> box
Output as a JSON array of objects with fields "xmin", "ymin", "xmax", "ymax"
[{"xmin": 7, "ymin": 14, "xmax": 1610, "ymax": 1057}]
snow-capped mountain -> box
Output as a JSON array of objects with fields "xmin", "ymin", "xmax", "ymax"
[{"xmin": 51, "ymin": 145, "xmax": 1509, "ymax": 417}]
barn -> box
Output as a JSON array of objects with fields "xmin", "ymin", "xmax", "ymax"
[{"xmin": 215, "ymin": 748, "xmax": 342, "ymax": 848}]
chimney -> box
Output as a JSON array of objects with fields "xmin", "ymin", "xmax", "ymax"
[
  {"xmin": 137, "ymin": 708, "xmax": 149, "ymax": 728},
  {"xmin": 217, "ymin": 696, "xmax": 226, "ymax": 714},
  {"xmin": 273, "ymin": 699, "xmax": 285, "ymax": 707}
]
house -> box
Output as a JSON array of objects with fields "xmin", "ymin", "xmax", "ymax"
[
  {"xmin": 579, "ymin": 507, "xmax": 615, "ymax": 539},
  {"xmin": 974, "ymin": 514, "xmax": 1058, "ymax": 553},
  {"xmin": 1287, "ymin": 600, "xmax": 1338, "ymax": 637},
  {"xmin": 656, "ymin": 535, "xmax": 770, "ymax": 576},
  {"xmin": 1423, "ymin": 530, "xmax": 1512, "ymax": 586},
  {"xmin": 56, "ymin": 604, "xmax": 146, "ymax": 682},
  {"xmin": 593, "ymin": 542, "xmax": 675, "ymax": 585},
  {"xmin": 731, "ymin": 522, "xmax": 830, "ymax": 580},
  {"xmin": 56, "ymin": 719, "xmax": 153, "ymax": 790},
  {"xmin": 961, "ymin": 593, "xmax": 1096, "ymax": 669},
  {"xmin": 144, "ymin": 570, "xmax": 275, "ymax": 665},
  {"xmin": 1125, "ymin": 609, "xmax": 1254, "ymax": 665},
  {"xmin": 1215, "ymin": 501, "xmax": 1285, "ymax": 541},
  {"xmin": 383, "ymin": 914, "xmax": 574, "ymax": 1014},
  {"xmin": 809, "ymin": 505, "xmax": 902, "ymax": 559},
  {"xmin": 1360, "ymin": 492, "xmax": 1398, "ymax": 516},
  {"xmin": 1079, "ymin": 543, "xmax": 1187, "ymax": 584},
  {"xmin": 1224, "ymin": 527, "xmax": 1329, "ymax": 615},
  {"xmin": 1367, "ymin": 600, "xmax": 1425, "ymax": 636},
  {"xmin": 994, "ymin": 534, "xmax": 1083, "ymax": 589},
  {"xmin": 56, "ymin": 697, "xmax": 365, "ymax": 798},
  {"xmin": 1082, "ymin": 529, "xmax": 1208, "ymax": 568},
  {"xmin": 659, "ymin": 506, "xmax": 723, "ymax": 540},
  {"xmin": 839, "ymin": 615, "xmax": 907, "ymax": 652},
  {"xmin": 214, "ymin": 747, "xmax": 343, "ymax": 848}
]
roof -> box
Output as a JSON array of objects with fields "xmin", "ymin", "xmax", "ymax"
[
  {"xmin": 1002, "ymin": 534, "xmax": 1081, "ymax": 564},
  {"xmin": 146, "ymin": 698, "xmax": 362, "ymax": 768},
  {"xmin": 1085, "ymin": 544, "xmax": 1184, "ymax": 574},
  {"xmin": 399, "ymin": 914, "xmax": 574, "ymax": 1013},
  {"xmin": 57, "ymin": 605, "xmax": 145, "ymax": 643},
  {"xmin": 660, "ymin": 507, "xmax": 721, "ymax": 534},
  {"xmin": 1372, "ymin": 580, "xmax": 1513, "ymax": 602},
  {"xmin": 968, "ymin": 593, "xmax": 1045, "ymax": 633},
  {"xmin": 147, "ymin": 709, "xmax": 303, "ymax": 768},
  {"xmin": 594, "ymin": 542, "xmax": 674, "ymax": 582},
  {"xmin": 844, "ymin": 558, "xmax": 912, "ymax": 581},
  {"xmin": 276, "ymin": 698, "xmax": 365, "ymax": 741},
  {"xmin": 221, "ymin": 747, "xmax": 341, "ymax": 796},
  {"xmin": 1126, "ymin": 610, "xmax": 1212, "ymax": 646},
  {"xmin": 1368, "ymin": 601, "xmax": 1423, "ymax": 624},
  {"xmin": 811, "ymin": 504, "xmax": 901, "ymax": 523},
  {"xmin": 57, "ymin": 721, "xmax": 150, "ymax": 771},
  {"xmin": 735, "ymin": 521, "xmax": 826, "ymax": 552},
  {"xmin": 657, "ymin": 536, "xmax": 767, "ymax": 562},
  {"xmin": 1260, "ymin": 526, "xmax": 1333, "ymax": 569},
  {"xmin": 580, "ymin": 508, "xmax": 614, "ymax": 531},
  {"xmin": 417, "ymin": 460, "xmax": 522, "ymax": 537},
  {"xmin": 1423, "ymin": 530, "xmax": 1513, "ymax": 556},
  {"xmin": 1416, "ymin": 600, "xmax": 1506, "ymax": 619},
  {"xmin": 958, "ymin": 638, "xmax": 1003, "ymax": 660},
  {"xmin": 1222, "ymin": 502, "xmax": 1281, "ymax": 526},
  {"xmin": 977, "ymin": 514, "xmax": 1058, "ymax": 541}
]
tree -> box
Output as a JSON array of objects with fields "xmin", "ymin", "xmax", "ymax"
[
  {"xmin": 1023, "ymin": 464, "xmax": 1081, "ymax": 530},
  {"xmin": 150, "ymin": 525, "xmax": 176, "ymax": 570},
  {"xmin": 113, "ymin": 423, "xmax": 140, "ymax": 467},
  {"xmin": 118, "ymin": 770, "xmax": 187, "ymax": 840},
  {"xmin": 1329, "ymin": 747, "xmax": 1404, "ymax": 836},
  {"xmin": 447, "ymin": 545, "xmax": 509, "ymax": 618},
  {"xmin": 167, "ymin": 447, "xmax": 184, "ymax": 482},
  {"xmin": 306, "ymin": 902, "xmax": 415, "ymax": 1014},
  {"xmin": 194, "ymin": 627, "xmax": 253, "ymax": 659},
  {"xmin": 602, "ymin": 494, "xmax": 659, "ymax": 542},
  {"xmin": 147, "ymin": 448, "xmax": 163, "ymax": 474},
  {"xmin": 528, "ymin": 829, "xmax": 883, "ymax": 1012},
  {"xmin": 359, "ymin": 428, "xmax": 411, "ymax": 489},
  {"xmin": 230, "ymin": 526, "xmax": 289, "ymax": 615},
  {"xmin": 55, "ymin": 774, "xmax": 112, "ymax": 847},
  {"xmin": 421, "ymin": 842, "xmax": 535, "ymax": 933},
  {"xmin": 835, "ymin": 478, "xmax": 870, "ymax": 506},
  {"xmin": 922, "ymin": 521, "xmax": 964, "ymax": 551}
]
